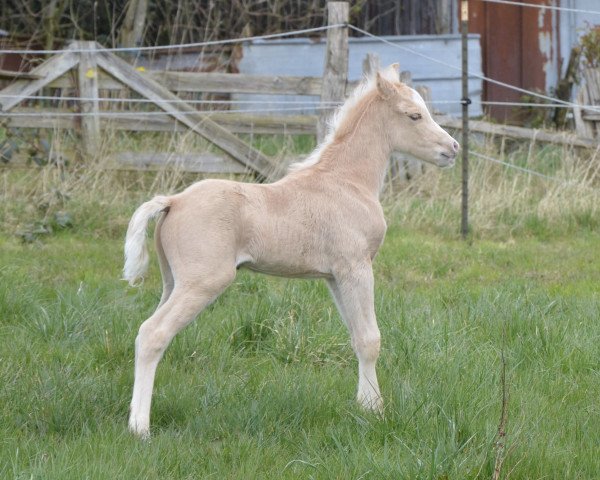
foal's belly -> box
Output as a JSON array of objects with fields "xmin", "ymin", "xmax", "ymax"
[{"xmin": 238, "ymin": 259, "xmax": 331, "ymax": 279}]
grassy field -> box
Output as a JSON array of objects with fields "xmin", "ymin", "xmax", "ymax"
[
  {"xmin": 1, "ymin": 219, "xmax": 599, "ymax": 479},
  {"xmin": 1, "ymin": 136, "xmax": 600, "ymax": 478}
]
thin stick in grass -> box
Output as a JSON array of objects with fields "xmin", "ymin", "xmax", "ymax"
[{"xmin": 492, "ymin": 347, "xmax": 509, "ymax": 480}]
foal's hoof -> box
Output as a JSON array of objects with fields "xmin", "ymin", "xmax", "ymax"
[
  {"xmin": 358, "ymin": 393, "xmax": 384, "ymax": 416},
  {"xmin": 129, "ymin": 419, "xmax": 150, "ymax": 440}
]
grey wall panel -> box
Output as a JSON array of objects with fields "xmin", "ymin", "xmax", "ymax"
[{"xmin": 236, "ymin": 34, "xmax": 482, "ymax": 117}]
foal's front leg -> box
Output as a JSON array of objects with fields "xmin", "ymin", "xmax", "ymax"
[{"xmin": 327, "ymin": 263, "xmax": 383, "ymax": 412}]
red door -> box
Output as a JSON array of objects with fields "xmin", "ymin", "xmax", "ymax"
[{"xmin": 468, "ymin": 0, "xmax": 555, "ymax": 121}]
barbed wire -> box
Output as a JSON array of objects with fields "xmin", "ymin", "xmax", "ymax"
[
  {"xmin": 481, "ymin": 0, "xmax": 600, "ymax": 16},
  {"xmin": 0, "ymin": 24, "xmax": 347, "ymax": 55},
  {"xmin": 0, "ymin": 22, "xmax": 598, "ymax": 141},
  {"xmin": 1, "ymin": 22, "xmax": 598, "ymax": 114},
  {"xmin": 471, "ymin": 151, "xmax": 564, "ymax": 182},
  {"xmin": 0, "ymin": 105, "xmax": 337, "ymax": 118},
  {"xmin": 2, "ymin": 93, "xmax": 600, "ymax": 112},
  {"xmin": 0, "ymin": 93, "xmax": 338, "ymax": 106},
  {"xmin": 481, "ymin": 101, "xmax": 580, "ymax": 109}
]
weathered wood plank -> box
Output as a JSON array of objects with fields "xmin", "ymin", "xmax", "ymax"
[
  {"xmin": 76, "ymin": 41, "xmax": 101, "ymax": 156},
  {"xmin": 0, "ymin": 47, "xmax": 79, "ymax": 111},
  {"xmin": 574, "ymin": 86, "xmax": 596, "ymax": 139},
  {"xmin": 151, "ymin": 71, "xmax": 323, "ymax": 96},
  {"xmin": 48, "ymin": 70, "xmax": 114, "ymax": 89},
  {"xmin": 317, "ymin": 2, "xmax": 349, "ymax": 143},
  {"xmin": 0, "ymin": 150, "xmax": 250, "ymax": 174},
  {"xmin": 214, "ymin": 113, "xmax": 316, "ymax": 134},
  {"xmin": 48, "ymin": 71, "xmax": 324, "ymax": 95},
  {"xmin": 3, "ymin": 111, "xmax": 80, "ymax": 130},
  {"xmin": 4, "ymin": 108, "xmax": 318, "ymax": 134},
  {"xmin": 579, "ymin": 68, "xmax": 600, "ymax": 139},
  {"xmin": 582, "ymin": 113, "xmax": 600, "ymax": 121},
  {"xmin": 582, "ymin": 68, "xmax": 600, "ymax": 106},
  {"xmin": 0, "ymin": 69, "xmax": 43, "ymax": 80},
  {"xmin": 112, "ymin": 151, "xmax": 248, "ymax": 173},
  {"xmin": 95, "ymin": 47, "xmax": 275, "ymax": 178}
]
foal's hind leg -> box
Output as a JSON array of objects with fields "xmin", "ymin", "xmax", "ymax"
[
  {"xmin": 327, "ymin": 262, "xmax": 382, "ymax": 412},
  {"xmin": 154, "ymin": 215, "xmax": 174, "ymax": 308},
  {"xmin": 129, "ymin": 269, "xmax": 235, "ymax": 438}
]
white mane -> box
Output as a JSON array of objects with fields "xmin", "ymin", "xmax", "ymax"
[{"xmin": 287, "ymin": 75, "xmax": 379, "ymax": 173}]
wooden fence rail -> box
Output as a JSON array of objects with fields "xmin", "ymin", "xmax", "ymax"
[{"xmin": 46, "ymin": 71, "xmax": 328, "ymax": 96}]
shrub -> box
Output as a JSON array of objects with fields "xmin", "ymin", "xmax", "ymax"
[{"xmin": 579, "ymin": 23, "xmax": 600, "ymax": 69}]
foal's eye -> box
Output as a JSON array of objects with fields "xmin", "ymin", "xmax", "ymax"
[{"xmin": 408, "ymin": 113, "xmax": 422, "ymax": 121}]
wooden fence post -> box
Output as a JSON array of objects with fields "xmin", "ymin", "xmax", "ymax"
[
  {"xmin": 317, "ymin": 1, "xmax": 348, "ymax": 144},
  {"xmin": 76, "ymin": 41, "xmax": 100, "ymax": 158},
  {"xmin": 362, "ymin": 52, "xmax": 380, "ymax": 77}
]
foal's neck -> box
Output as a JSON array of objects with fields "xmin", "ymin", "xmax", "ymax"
[{"xmin": 319, "ymin": 97, "xmax": 392, "ymax": 197}]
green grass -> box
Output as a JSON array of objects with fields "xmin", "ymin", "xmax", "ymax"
[
  {"xmin": 1, "ymin": 225, "xmax": 599, "ymax": 479},
  {"xmin": 1, "ymin": 133, "xmax": 599, "ymax": 478}
]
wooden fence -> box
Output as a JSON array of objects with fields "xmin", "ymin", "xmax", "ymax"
[
  {"xmin": 0, "ymin": 3, "xmax": 353, "ymax": 180},
  {"xmin": 574, "ymin": 68, "xmax": 600, "ymax": 140},
  {"xmin": 1, "ymin": 1, "xmax": 597, "ymax": 180}
]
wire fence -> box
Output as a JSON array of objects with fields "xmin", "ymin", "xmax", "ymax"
[
  {"xmin": 0, "ymin": 24, "xmax": 347, "ymax": 55},
  {"xmin": 471, "ymin": 151, "xmax": 564, "ymax": 183},
  {"xmin": 346, "ymin": 24, "xmax": 600, "ymax": 115},
  {"xmin": 481, "ymin": 0, "xmax": 600, "ymax": 16},
  {"xmin": 2, "ymin": 96, "xmax": 340, "ymax": 106},
  {"xmin": 2, "ymin": 93, "xmax": 600, "ymax": 112},
  {"xmin": 2, "ymin": 20, "xmax": 598, "ymax": 114},
  {"xmin": 1, "ymin": 14, "xmax": 598, "ymax": 184},
  {"xmin": 0, "ymin": 106, "xmax": 337, "ymax": 117}
]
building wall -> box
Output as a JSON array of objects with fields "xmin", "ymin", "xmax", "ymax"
[
  {"xmin": 468, "ymin": 0, "xmax": 559, "ymax": 120},
  {"xmin": 468, "ymin": 0, "xmax": 598, "ymax": 120},
  {"xmin": 559, "ymin": 0, "xmax": 599, "ymax": 77},
  {"xmin": 237, "ymin": 34, "xmax": 483, "ymax": 117}
]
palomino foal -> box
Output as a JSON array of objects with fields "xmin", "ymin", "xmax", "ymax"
[{"xmin": 124, "ymin": 64, "xmax": 459, "ymax": 437}]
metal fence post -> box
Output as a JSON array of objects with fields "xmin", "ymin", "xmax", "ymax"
[{"xmin": 461, "ymin": 0, "xmax": 470, "ymax": 239}]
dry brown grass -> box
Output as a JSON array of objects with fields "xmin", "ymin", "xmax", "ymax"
[
  {"xmin": 385, "ymin": 135, "xmax": 600, "ymax": 238},
  {"xmin": 1, "ymin": 129, "xmax": 599, "ymax": 240}
]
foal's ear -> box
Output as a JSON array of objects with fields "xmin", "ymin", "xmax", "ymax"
[
  {"xmin": 376, "ymin": 72, "xmax": 398, "ymax": 100},
  {"xmin": 381, "ymin": 63, "xmax": 400, "ymax": 82}
]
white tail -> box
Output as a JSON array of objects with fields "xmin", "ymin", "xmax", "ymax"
[{"xmin": 123, "ymin": 195, "xmax": 171, "ymax": 286}]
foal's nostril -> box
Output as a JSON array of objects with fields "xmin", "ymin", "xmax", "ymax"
[{"xmin": 452, "ymin": 141, "xmax": 460, "ymax": 152}]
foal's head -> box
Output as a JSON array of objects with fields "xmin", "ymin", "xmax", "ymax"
[{"xmin": 375, "ymin": 64, "xmax": 459, "ymax": 168}]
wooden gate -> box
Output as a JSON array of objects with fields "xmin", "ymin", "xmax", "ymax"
[
  {"xmin": 0, "ymin": 3, "xmax": 353, "ymax": 180},
  {"xmin": 0, "ymin": 41, "xmax": 277, "ymax": 178}
]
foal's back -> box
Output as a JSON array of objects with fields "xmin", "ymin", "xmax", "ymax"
[{"xmin": 163, "ymin": 171, "xmax": 386, "ymax": 279}]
